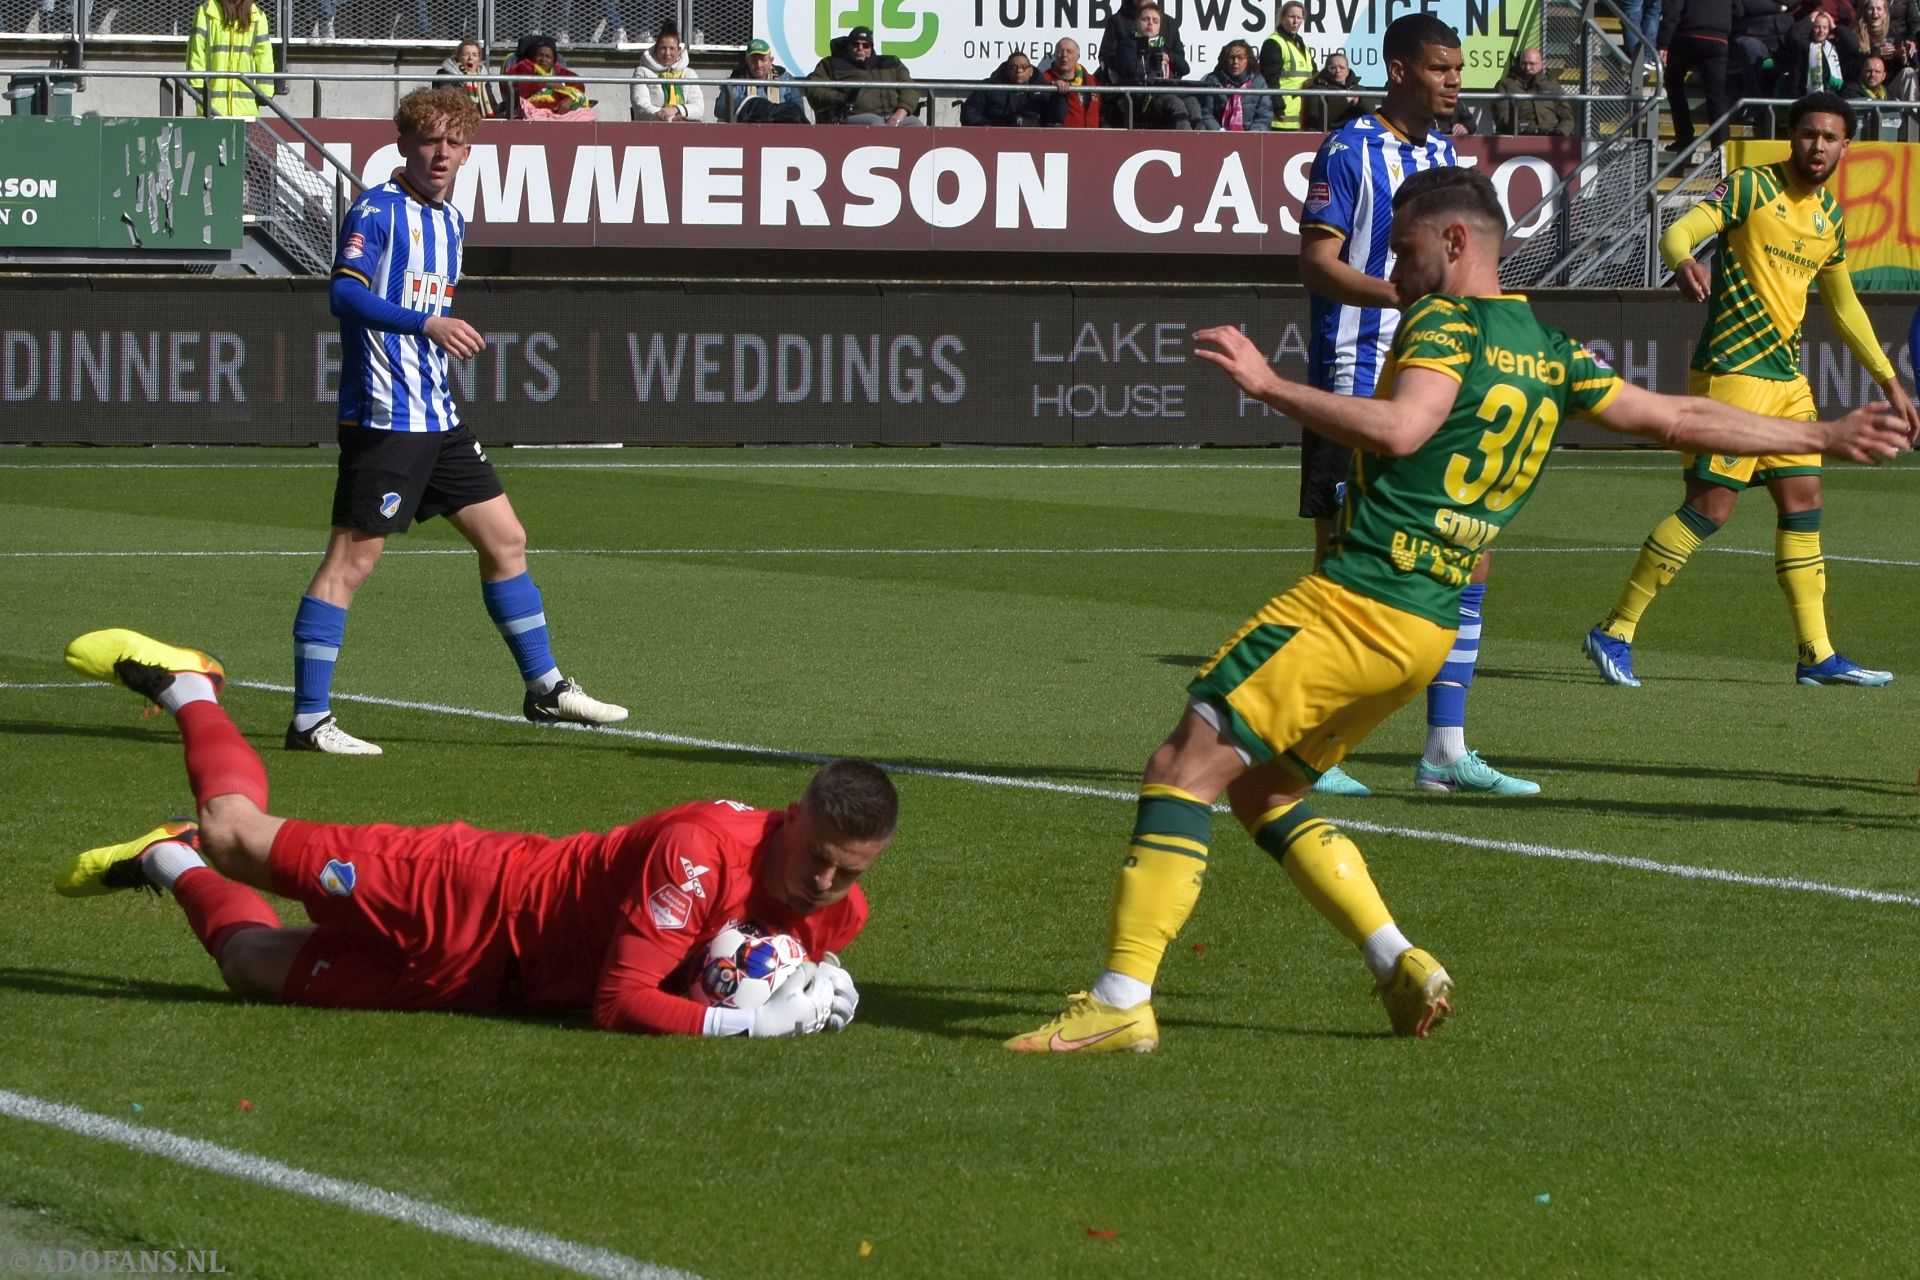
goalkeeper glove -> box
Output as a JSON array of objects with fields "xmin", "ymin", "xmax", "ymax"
[
  {"xmin": 748, "ymin": 962, "xmax": 834, "ymax": 1038},
  {"xmin": 817, "ymin": 953, "xmax": 860, "ymax": 1031}
]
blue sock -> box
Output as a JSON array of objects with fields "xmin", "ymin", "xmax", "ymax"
[
  {"xmin": 292, "ymin": 595, "xmax": 348, "ymax": 717},
  {"xmin": 1426, "ymin": 582, "xmax": 1486, "ymax": 729},
  {"xmin": 482, "ymin": 572, "xmax": 559, "ymax": 690}
]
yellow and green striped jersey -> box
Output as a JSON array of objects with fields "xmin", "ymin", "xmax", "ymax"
[
  {"xmin": 1690, "ymin": 162, "xmax": 1846, "ymax": 381},
  {"xmin": 1320, "ymin": 294, "xmax": 1623, "ymax": 627}
]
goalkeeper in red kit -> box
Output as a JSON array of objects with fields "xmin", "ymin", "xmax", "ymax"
[{"xmin": 54, "ymin": 629, "xmax": 895, "ymax": 1039}]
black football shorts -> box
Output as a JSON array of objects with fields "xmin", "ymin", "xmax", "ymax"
[{"xmin": 330, "ymin": 424, "xmax": 505, "ymax": 534}]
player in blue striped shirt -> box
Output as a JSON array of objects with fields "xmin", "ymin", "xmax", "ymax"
[
  {"xmin": 287, "ymin": 86, "xmax": 625, "ymax": 755},
  {"xmin": 1296, "ymin": 14, "xmax": 1537, "ymax": 798}
]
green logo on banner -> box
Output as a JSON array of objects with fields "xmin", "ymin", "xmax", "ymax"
[{"xmin": 815, "ymin": 0, "xmax": 939, "ymax": 59}]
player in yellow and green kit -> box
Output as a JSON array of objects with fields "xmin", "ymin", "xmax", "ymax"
[
  {"xmin": 1004, "ymin": 166, "xmax": 1909, "ymax": 1052},
  {"xmin": 1584, "ymin": 91, "xmax": 1920, "ymax": 689}
]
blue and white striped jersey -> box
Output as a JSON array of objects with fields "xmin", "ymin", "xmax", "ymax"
[
  {"xmin": 1301, "ymin": 114, "xmax": 1458, "ymax": 398},
  {"xmin": 332, "ymin": 176, "xmax": 464, "ymax": 432}
]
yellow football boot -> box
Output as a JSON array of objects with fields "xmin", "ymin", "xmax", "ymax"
[
  {"xmin": 65, "ymin": 628, "xmax": 224, "ymax": 703},
  {"xmin": 1004, "ymin": 992, "xmax": 1159, "ymax": 1054},
  {"xmin": 55, "ymin": 820, "xmax": 199, "ymax": 898},
  {"xmin": 1375, "ymin": 946, "xmax": 1453, "ymax": 1037}
]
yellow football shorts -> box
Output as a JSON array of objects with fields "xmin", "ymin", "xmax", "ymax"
[
  {"xmin": 1186, "ymin": 574, "xmax": 1454, "ymax": 781},
  {"xmin": 1681, "ymin": 369, "xmax": 1820, "ymax": 490}
]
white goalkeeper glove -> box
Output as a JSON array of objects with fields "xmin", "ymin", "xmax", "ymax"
[
  {"xmin": 747, "ymin": 962, "xmax": 834, "ymax": 1038},
  {"xmin": 817, "ymin": 952, "xmax": 859, "ymax": 1031}
]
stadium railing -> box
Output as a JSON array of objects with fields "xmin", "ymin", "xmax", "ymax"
[{"xmin": 0, "ymin": 0, "xmax": 739, "ymax": 49}]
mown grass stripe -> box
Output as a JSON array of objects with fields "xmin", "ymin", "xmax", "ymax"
[{"xmin": 3, "ymin": 679, "xmax": 1914, "ymax": 910}]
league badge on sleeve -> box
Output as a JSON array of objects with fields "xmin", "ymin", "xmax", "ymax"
[
  {"xmin": 649, "ymin": 883, "xmax": 692, "ymax": 930},
  {"xmin": 343, "ymin": 232, "xmax": 366, "ymax": 259},
  {"xmin": 1305, "ymin": 181, "xmax": 1331, "ymax": 214}
]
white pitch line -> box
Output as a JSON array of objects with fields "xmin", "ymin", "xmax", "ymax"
[
  {"xmin": 2, "ymin": 545, "xmax": 1915, "ymax": 567},
  {"xmin": 10, "ymin": 677, "xmax": 1904, "ymax": 911},
  {"xmin": 0, "ymin": 1089, "xmax": 695, "ymax": 1280}
]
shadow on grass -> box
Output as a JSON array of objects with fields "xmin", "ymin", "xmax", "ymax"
[
  {"xmin": 0, "ymin": 722, "xmax": 205, "ymax": 747},
  {"xmin": 0, "ymin": 966, "xmax": 232, "ymax": 1005},
  {"xmin": 1475, "ymin": 664, "xmax": 1776, "ymax": 687},
  {"xmin": 1435, "ymin": 754, "xmax": 1916, "ymax": 797},
  {"xmin": 857, "ymin": 982, "xmax": 1385, "ymax": 1042}
]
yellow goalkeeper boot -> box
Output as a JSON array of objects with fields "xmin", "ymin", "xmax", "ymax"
[
  {"xmin": 65, "ymin": 628, "xmax": 224, "ymax": 704},
  {"xmin": 55, "ymin": 820, "xmax": 198, "ymax": 899},
  {"xmin": 1004, "ymin": 991, "xmax": 1159, "ymax": 1054},
  {"xmin": 1375, "ymin": 946, "xmax": 1453, "ymax": 1037}
]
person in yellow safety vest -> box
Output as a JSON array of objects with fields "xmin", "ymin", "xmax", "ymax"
[
  {"xmin": 1260, "ymin": 0, "xmax": 1317, "ymax": 129},
  {"xmin": 186, "ymin": 0, "xmax": 276, "ymax": 118}
]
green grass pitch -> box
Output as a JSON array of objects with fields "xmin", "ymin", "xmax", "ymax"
[{"xmin": 1, "ymin": 447, "xmax": 1915, "ymax": 1278}]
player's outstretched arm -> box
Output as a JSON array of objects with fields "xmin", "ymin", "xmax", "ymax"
[
  {"xmin": 1591, "ymin": 382, "xmax": 1911, "ymax": 465},
  {"xmin": 1193, "ymin": 325, "xmax": 1454, "ymax": 456}
]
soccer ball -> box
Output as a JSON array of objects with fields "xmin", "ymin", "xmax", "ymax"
[{"xmin": 694, "ymin": 924, "xmax": 808, "ymax": 1010}]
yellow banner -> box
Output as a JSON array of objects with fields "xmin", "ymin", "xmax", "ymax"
[{"xmin": 1724, "ymin": 139, "xmax": 1920, "ymax": 289}]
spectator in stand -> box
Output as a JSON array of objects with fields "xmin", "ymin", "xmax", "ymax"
[
  {"xmin": 1733, "ymin": 0, "xmax": 1796, "ymax": 113},
  {"xmin": 718, "ymin": 37, "xmax": 808, "ymax": 123},
  {"xmin": 504, "ymin": 34, "xmax": 597, "ymax": 120},
  {"xmin": 1845, "ymin": 52, "xmax": 1914, "ymax": 132},
  {"xmin": 1792, "ymin": 7, "xmax": 1855, "ymax": 88},
  {"xmin": 806, "ymin": 23, "xmax": 924, "ymax": 125},
  {"xmin": 962, "ymin": 51, "xmax": 1052, "ymax": 126},
  {"xmin": 186, "ymin": 0, "xmax": 275, "ymax": 118},
  {"xmin": 632, "ymin": 22, "xmax": 705, "ymax": 122},
  {"xmin": 1446, "ymin": 97, "xmax": 1490, "ymax": 135},
  {"xmin": 1620, "ymin": 0, "xmax": 1667, "ymax": 84},
  {"xmin": 1493, "ymin": 46, "xmax": 1577, "ymax": 134},
  {"xmin": 1199, "ymin": 39, "xmax": 1273, "ymax": 130},
  {"xmin": 1851, "ymin": 0, "xmax": 1920, "ymax": 94},
  {"xmin": 1100, "ymin": 1, "xmax": 1204, "ymax": 129},
  {"xmin": 1300, "ymin": 52, "xmax": 1369, "ymax": 130},
  {"xmin": 1659, "ymin": 0, "xmax": 1736, "ymax": 152},
  {"xmin": 436, "ymin": 39, "xmax": 504, "ymax": 120},
  {"xmin": 1786, "ymin": 0, "xmax": 1862, "ymax": 83},
  {"xmin": 1260, "ymin": 0, "xmax": 1317, "ymax": 128},
  {"xmin": 1042, "ymin": 36, "xmax": 1103, "ymax": 127}
]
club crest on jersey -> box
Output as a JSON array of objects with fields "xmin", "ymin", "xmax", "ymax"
[
  {"xmin": 343, "ymin": 232, "xmax": 366, "ymax": 259},
  {"xmin": 379, "ymin": 491, "xmax": 402, "ymax": 519},
  {"xmin": 1813, "ymin": 213, "xmax": 1826, "ymax": 234},
  {"xmin": 319, "ymin": 859, "xmax": 356, "ymax": 897},
  {"xmin": 649, "ymin": 883, "xmax": 692, "ymax": 930},
  {"xmin": 678, "ymin": 856, "xmax": 711, "ymax": 899}
]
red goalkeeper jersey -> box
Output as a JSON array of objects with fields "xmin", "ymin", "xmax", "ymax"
[{"xmin": 504, "ymin": 800, "xmax": 869, "ymax": 1035}]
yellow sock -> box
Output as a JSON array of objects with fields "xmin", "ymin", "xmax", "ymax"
[
  {"xmin": 1601, "ymin": 504, "xmax": 1716, "ymax": 642},
  {"xmin": 1775, "ymin": 518, "xmax": 1832, "ymax": 664},
  {"xmin": 1101, "ymin": 784, "xmax": 1210, "ymax": 986},
  {"xmin": 1247, "ymin": 802, "xmax": 1391, "ymax": 945}
]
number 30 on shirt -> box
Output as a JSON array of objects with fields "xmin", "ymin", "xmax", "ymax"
[{"xmin": 1444, "ymin": 383, "xmax": 1558, "ymax": 512}]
